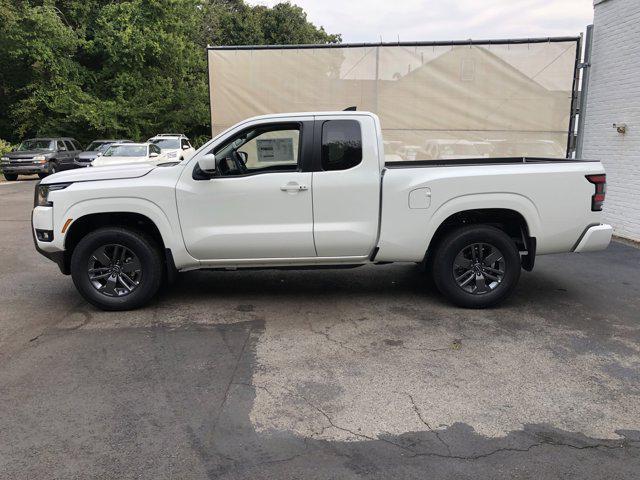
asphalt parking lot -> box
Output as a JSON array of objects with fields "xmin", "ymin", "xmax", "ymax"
[{"xmin": 1, "ymin": 178, "xmax": 640, "ymax": 479}]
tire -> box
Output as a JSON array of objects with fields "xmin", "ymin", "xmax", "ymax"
[
  {"xmin": 3, "ymin": 173, "xmax": 18, "ymax": 181},
  {"xmin": 70, "ymin": 227, "xmax": 163, "ymax": 311},
  {"xmin": 431, "ymin": 225, "xmax": 521, "ymax": 308},
  {"xmin": 49, "ymin": 161, "xmax": 58, "ymax": 175},
  {"xmin": 37, "ymin": 172, "xmax": 47, "ymax": 179}
]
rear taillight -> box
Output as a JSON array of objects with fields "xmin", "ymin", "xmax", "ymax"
[{"xmin": 586, "ymin": 174, "xmax": 606, "ymax": 211}]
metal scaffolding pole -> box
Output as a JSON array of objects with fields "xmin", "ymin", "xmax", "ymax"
[{"xmin": 576, "ymin": 24, "xmax": 594, "ymax": 159}]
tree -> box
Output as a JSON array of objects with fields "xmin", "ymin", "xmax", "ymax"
[
  {"xmin": 0, "ymin": 0, "xmax": 341, "ymax": 145},
  {"xmin": 199, "ymin": 1, "xmax": 340, "ymax": 48}
]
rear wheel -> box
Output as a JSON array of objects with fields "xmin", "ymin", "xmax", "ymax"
[
  {"xmin": 432, "ymin": 225, "xmax": 521, "ymax": 308},
  {"xmin": 3, "ymin": 173, "xmax": 18, "ymax": 181},
  {"xmin": 70, "ymin": 227, "xmax": 163, "ymax": 311}
]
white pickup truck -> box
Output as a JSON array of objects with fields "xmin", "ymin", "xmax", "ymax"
[{"xmin": 32, "ymin": 111, "xmax": 612, "ymax": 310}]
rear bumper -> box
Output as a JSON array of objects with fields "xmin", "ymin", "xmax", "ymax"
[{"xmin": 573, "ymin": 224, "xmax": 613, "ymax": 253}]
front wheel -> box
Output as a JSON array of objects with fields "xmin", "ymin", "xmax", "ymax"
[
  {"xmin": 70, "ymin": 227, "xmax": 163, "ymax": 311},
  {"xmin": 431, "ymin": 225, "xmax": 521, "ymax": 308},
  {"xmin": 3, "ymin": 173, "xmax": 18, "ymax": 181}
]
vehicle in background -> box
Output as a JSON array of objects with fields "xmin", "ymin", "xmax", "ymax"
[
  {"xmin": 148, "ymin": 134, "xmax": 195, "ymax": 161},
  {"xmin": 484, "ymin": 139, "xmax": 566, "ymax": 158},
  {"xmin": 32, "ymin": 111, "xmax": 612, "ymax": 311},
  {"xmin": 2, "ymin": 137, "xmax": 81, "ymax": 181},
  {"xmin": 74, "ymin": 139, "xmax": 133, "ymax": 168},
  {"xmin": 424, "ymin": 139, "xmax": 493, "ymax": 160},
  {"xmin": 91, "ymin": 143, "xmax": 167, "ymax": 167}
]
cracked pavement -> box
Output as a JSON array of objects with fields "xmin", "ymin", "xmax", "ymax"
[{"xmin": 1, "ymin": 180, "xmax": 640, "ymax": 479}]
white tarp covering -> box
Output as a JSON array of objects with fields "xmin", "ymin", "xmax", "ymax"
[{"xmin": 208, "ymin": 39, "xmax": 579, "ymax": 160}]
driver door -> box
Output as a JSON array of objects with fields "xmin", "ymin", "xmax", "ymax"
[
  {"xmin": 176, "ymin": 119, "xmax": 316, "ymax": 261},
  {"xmin": 56, "ymin": 140, "xmax": 72, "ymax": 170}
]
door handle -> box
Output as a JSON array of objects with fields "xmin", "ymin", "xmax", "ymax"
[{"xmin": 280, "ymin": 182, "xmax": 308, "ymax": 192}]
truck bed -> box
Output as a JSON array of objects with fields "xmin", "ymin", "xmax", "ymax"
[{"xmin": 376, "ymin": 157, "xmax": 607, "ymax": 262}]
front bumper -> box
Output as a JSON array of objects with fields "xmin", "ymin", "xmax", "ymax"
[
  {"xmin": 31, "ymin": 206, "xmax": 69, "ymax": 274},
  {"xmin": 3, "ymin": 163, "xmax": 48, "ymax": 174},
  {"xmin": 574, "ymin": 224, "xmax": 613, "ymax": 253}
]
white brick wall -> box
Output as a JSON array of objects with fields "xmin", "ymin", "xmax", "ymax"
[{"xmin": 582, "ymin": 0, "xmax": 640, "ymax": 241}]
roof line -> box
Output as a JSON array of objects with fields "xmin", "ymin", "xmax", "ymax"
[{"xmin": 207, "ymin": 36, "xmax": 580, "ymax": 51}]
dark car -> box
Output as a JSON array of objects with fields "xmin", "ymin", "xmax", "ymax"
[
  {"xmin": 74, "ymin": 139, "xmax": 133, "ymax": 168},
  {"xmin": 1, "ymin": 137, "xmax": 82, "ymax": 181}
]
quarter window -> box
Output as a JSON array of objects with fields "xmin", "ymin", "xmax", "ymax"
[{"xmin": 321, "ymin": 120, "xmax": 362, "ymax": 171}]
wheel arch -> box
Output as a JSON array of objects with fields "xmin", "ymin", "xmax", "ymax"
[
  {"xmin": 424, "ymin": 194, "xmax": 540, "ymax": 270},
  {"xmin": 65, "ymin": 211, "xmax": 166, "ymax": 254},
  {"xmin": 59, "ymin": 199, "xmax": 179, "ymax": 275}
]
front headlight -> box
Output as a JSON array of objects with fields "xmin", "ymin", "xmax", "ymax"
[
  {"xmin": 33, "ymin": 155, "xmax": 46, "ymax": 163},
  {"xmin": 34, "ymin": 183, "xmax": 71, "ymax": 207},
  {"xmin": 1, "ymin": 156, "xmax": 8, "ymax": 163}
]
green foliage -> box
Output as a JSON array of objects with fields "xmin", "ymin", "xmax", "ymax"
[
  {"xmin": 0, "ymin": 139, "xmax": 14, "ymax": 157},
  {"xmin": 0, "ymin": 0, "xmax": 340, "ymax": 145}
]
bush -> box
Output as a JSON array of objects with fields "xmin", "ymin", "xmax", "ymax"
[
  {"xmin": 0, "ymin": 139, "xmax": 13, "ymax": 172},
  {"xmin": 0, "ymin": 139, "xmax": 13, "ymax": 157},
  {"xmin": 190, "ymin": 135, "xmax": 210, "ymax": 150}
]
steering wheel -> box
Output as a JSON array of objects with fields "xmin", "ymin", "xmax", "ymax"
[{"xmin": 231, "ymin": 150, "xmax": 248, "ymax": 174}]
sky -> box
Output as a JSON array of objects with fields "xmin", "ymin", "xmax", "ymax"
[{"xmin": 249, "ymin": 0, "xmax": 594, "ymax": 43}]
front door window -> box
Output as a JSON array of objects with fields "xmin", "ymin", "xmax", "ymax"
[{"xmin": 214, "ymin": 124, "xmax": 301, "ymax": 176}]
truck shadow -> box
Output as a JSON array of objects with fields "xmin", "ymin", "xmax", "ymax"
[{"xmin": 168, "ymin": 263, "xmax": 434, "ymax": 298}]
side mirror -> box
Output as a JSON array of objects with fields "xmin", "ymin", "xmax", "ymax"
[
  {"xmin": 182, "ymin": 145, "xmax": 190, "ymax": 150},
  {"xmin": 198, "ymin": 153, "xmax": 216, "ymax": 172},
  {"xmin": 149, "ymin": 152, "xmax": 159, "ymax": 158}
]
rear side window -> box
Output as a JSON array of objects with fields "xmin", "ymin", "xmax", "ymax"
[{"xmin": 321, "ymin": 120, "xmax": 362, "ymax": 171}]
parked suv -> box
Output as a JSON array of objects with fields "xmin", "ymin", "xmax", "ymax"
[
  {"xmin": 74, "ymin": 139, "xmax": 133, "ymax": 168},
  {"xmin": 147, "ymin": 134, "xmax": 195, "ymax": 161},
  {"xmin": 1, "ymin": 137, "xmax": 82, "ymax": 180}
]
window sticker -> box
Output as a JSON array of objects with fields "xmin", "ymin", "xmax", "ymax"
[{"xmin": 256, "ymin": 138, "xmax": 294, "ymax": 163}]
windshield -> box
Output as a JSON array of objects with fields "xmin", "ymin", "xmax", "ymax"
[
  {"xmin": 103, "ymin": 145, "xmax": 147, "ymax": 157},
  {"xmin": 149, "ymin": 138, "xmax": 180, "ymax": 149},
  {"xmin": 86, "ymin": 141, "xmax": 111, "ymax": 152},
  {"xmin": 17, "ymin": 139, "xmax": 54, "ymax": 151},
  {"xmin": 97, "ymin": 143, "xmax": 114, "ymax": 152}
]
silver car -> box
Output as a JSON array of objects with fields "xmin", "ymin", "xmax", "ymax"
[{"xmin": 74, "ymin": 139, "xmax": 133, "ymax": 167}]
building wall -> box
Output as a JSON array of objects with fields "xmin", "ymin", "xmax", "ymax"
[{"xmin": 582, "ymin": 0, "xmax": 640, "ymax": 241}]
